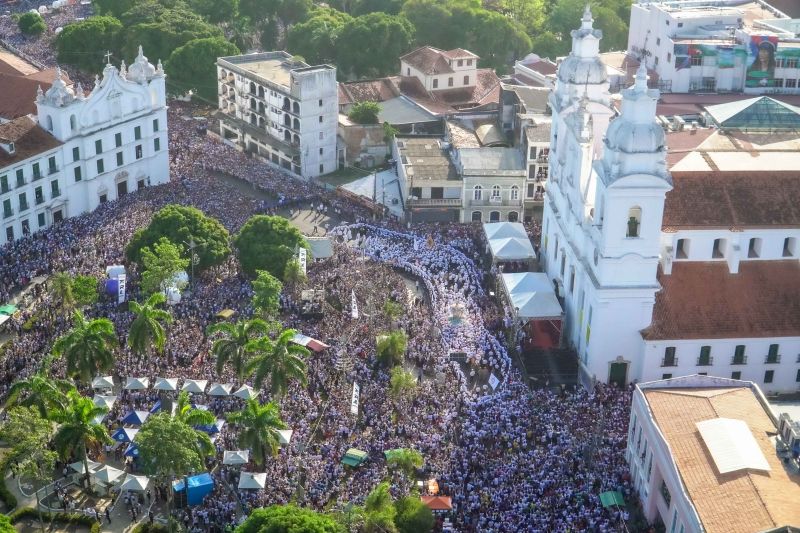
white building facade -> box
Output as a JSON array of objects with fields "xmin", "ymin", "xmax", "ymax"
[
  {"xmin": 216, "ymin": 52, "xmax": 338, "ymax": 179},
  {"xmin": 1, "ymin": 48, "xmax": 168, "ymax": 245}
]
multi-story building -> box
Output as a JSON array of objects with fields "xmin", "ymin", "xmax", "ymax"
[
  {"xmin": 216, "ymin": 51, "xmax": 338, "ymax": 178},
  {"xmin": 456, "ymin": 147, "xmax": 525, "ymax": 223},
  {"xmin": 627, "ymin": 375, "xmax": 800, "ymax": 533},
  {"xmin": 1, "ymin": 48, "xmax": 168, "ymax": 245},
  {"xmin": 539, "ymin": 7, "xmax": 800, "ymax": 392},
  {"xmin": 628, "ymin": 0, "xmax": 800, "ymax": 94}
]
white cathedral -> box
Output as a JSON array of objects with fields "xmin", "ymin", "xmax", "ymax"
[
  {"xmin": 540, "ymin": 8, "xmax": 800, "ymax": 393},
  {"xmin": 0, "ymin": 47, "xmax": 169, "ymax": 245}
]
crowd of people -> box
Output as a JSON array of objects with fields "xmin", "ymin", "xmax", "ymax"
[{"xmin": 0, "ymin": 89, "xmax": 634, "ymax": 531}]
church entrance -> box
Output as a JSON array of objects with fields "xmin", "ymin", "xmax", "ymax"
[
  {"xmin": 608, "ymin": 361, "xmax": 628, "ymax": 387},
  {"xmin": 117, "ymin": 180, "xmax": 128, "ymax": 198}
]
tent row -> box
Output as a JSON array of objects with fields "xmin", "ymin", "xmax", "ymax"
[{"xmin": 91, "ymin": 377, "xmax": 260, "ymax": 399}]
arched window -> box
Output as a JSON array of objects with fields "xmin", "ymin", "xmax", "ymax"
[
  {"xmin": 293, "ymin": 118, "xmax": 300, "ymax": 130},
  {"xmin": 473, "ymin": 185, "xmax": 482, "ymax": 201},
  {"xmin": 45, "ymin": 115, "xmax": 53, "ymax": 131},
  {"xmin": 293, "ymin": 102, "xmax": 300, "ymax": 114},
  {"xmin": 491, "ymin": 185, "xmax": 501, "ymax": 199},
  {"xmin": 250, "ymin": 99, "xmax": 256, "ymax": 110},
  {"xmin": 258, "ymin": 86, "xmax": 265, "ymax": 98},
  {"xmin": 490, "ymin": 211, "xmax": 500, "ymax": 222},
  {"xmin": 508, "ymin": 211, "xmax": 519, "ymax": 222},
  {"xmin": 283, "ymin": 114, "xmax": 291, "ymax": 127},
  {"xmin": 471, "ymin": 211, "xmax": 482, "ymax": 222},
  {"xmin": 250, "ymin": 114, "xmax": 257, "ymax": 125},
  {"xmin": 293, "ymin": 134, "xmax": 300, "ymax": 145},
  {"xmin": 249, "ymin": 82, "xmax": 256, "ymax": 94},
  {"xmin": 626, "ymin": 206, "xmax": 642, "ymax": 238},
  {"xmin": 510, "ymin": 185, "xmax": 519, "ymax": 201},
  {"xmin": 69, "ymin": 114, "xmax": 77, "ymax": 132},
  {"xmin": 284, "ymin": 130, "xmax": 291, "ymax": 142},
  {"xmin": 283, "ymin": 97, "xmax": 290, "ymax": 110}
]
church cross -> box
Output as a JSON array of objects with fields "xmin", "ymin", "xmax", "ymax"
[{"xmin": 104, "ymin": 51, "xmax": 112, "ymax": 65}]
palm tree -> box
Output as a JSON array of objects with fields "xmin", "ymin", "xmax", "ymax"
[
  {"xmin": 4, "ymin": 372, "xmax": 75, "ymax": 419},
  {"xmin": 360, "ymin": 482, "xmax": 398, "ymax": 533},
  {"xmin": 50, "ymin": 272, "xmax": 75, "ymax": 313},
  {"xmin": 244, "ymin": 328, "xmax": 309, "ymax": 398},
  {"xmin": 51, "ymin": 391, "xmax": 111, "ymax": 491},
  {"xmin": 207, "ymin": 318, "xmax": 269, "ymax": 380},
  {"xmin": 227, "ymin": 399, "xmax": 287, "ymax": 466},
  {"xmin": 128, "ymin": 292, "xmax": 173, "ymax": 357},
  {"xmin": 174, "ymin": 390, "xmax": 216, "ymax": 456},
  {"xmin": 376, "ymin": 330, "xmax": 408, "ymax": 367},
  {"xmin": 52, "ymin": 311, "xmax": 117, "ymax": 383}
]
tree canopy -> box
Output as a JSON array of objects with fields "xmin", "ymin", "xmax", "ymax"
[
  {"xmin": 286, "ymin": 7, "xmax": 351, "ymax": 65},
  {"xmin": 394, "ymin": 496, "xmax": 434, "ymax": 533},
  {"xmin": 18, "ymin": 11, "xmax": 46, "ymax": 35},
  {"xmin": 252, "ymin": 270, "xmax": 283, "ymax": 318},
  {"xmin": 137, "ymin": 412, "xmax": 209, "ymax": 480},
  {"xmin": 234, "ymin": 215, "xmax": 308, "ymax": 279},
  {"xmin": 336, "ymin": 13, "xmax": 414, "ymax": 78},
  {"xmin": 56, "ymin": 16, "xmax": 123, "ymax": 73},
  {"xmin": 236, "ymin": 505, "xmax": 345, "ymax": 533},
  {"xmin": 140, "ymin": 238, "xmax": 190, "ymax": 295},
  {"xmin": 167, "ymin": 37, "xmax": 240, "ymax": 100},
  {"xmin": 127, "ymin": 204, "xmax": 230, "ymax": 273}
]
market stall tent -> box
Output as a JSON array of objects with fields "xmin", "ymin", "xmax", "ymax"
[
  {"xmin": 120, "ymin": 474, "xmax": 150, "ymax": 492},
  {"xmin": 154, "ymin": 377, "xmax": 178, "ymax": 391},
  {"xmin": 124, "ymin": 377, "xmax": 150, "ymax": 390},
  {"xmin": 182, "ymin": 379, "xmax": 208, "ymax": 394},
  {"xmin": 277, "ymin": 429, "xmax": 293, "ymax": 445},
  {"xmin": 92, "ymin": 376, "xmax": 114, "ymax": 389},
  {"xmin": 421, "ymin": 495, "xmax": 453, "ymax": 511},
  {"xmin": 483, "ymin": 222, "xmax": 535, "ymax": 262},
  {"xmin": 342, "ymin": 448, "xmax": 368, "ymax": 467},
  {"xmin": 222, "ymin": 450, "xmax": 250, "ymax": 465},
  {"xmin": 112, "ymin": 427, "xmax": 139, "ymax": 443},
  {"xmin": 501, "ymin": 272, "xmax": 563, "ymax": 349},
  {"xmin": 121, "ymin": 410, "xmax": 150, "ymax": 425},
  {"xmin": 207, "ymin": 383, "xmax": 233, "ymax": 396},
  {"xmin": 291, "ymin": 333, "xmax": 330, "ymax": 353},
  {"xmin": 238, "ymin": 472, "xmax": 266, "ymax": 490},
  {"xmin": 233, "ymin": 385, "xmax": 259, "ymax": 400},
  {"xmin": 93, "ymin": 395, "xmax": 116, "ymax": 409}
]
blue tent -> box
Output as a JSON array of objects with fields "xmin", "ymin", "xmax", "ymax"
[
  {"xmin": 194, "ymin": 419, "xmax": 225, "ymax": 435},
  {"xmin": 112, "ymin": 427, "xmax": 139, "ymax": 443},
  {"xmin": 124, "ymin": 443, "xmax": 139, "ymax": 457},
  {"xmin": 122, "ymin": 410, "xmax": 150, "ymax": 426},
  {"xmin": 173, "ymin": 473, "xmax": 214, "ymax": 506},
  {"xmin": 150, "ymin": 400, "xmax": 163, "ymax": 414}
]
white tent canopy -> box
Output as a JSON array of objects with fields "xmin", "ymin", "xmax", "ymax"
[
  {"xmin": 70, "ymin": 460, "xmax": 101, "ymax": 473},
  {"xmin": 501, "ymin": 272, "xmax": 563, "ymax": 320},
  {"xmin": 233, "ymin": 385, "xmax": 259, "ymax": 400},
  {"xmin": 222, "ymin": 450, "xmax": 250, "ymax": 465},
  {"xmin": 105, "ymin": 265, "xmax": 126, "ymax": 278},
  {"xmin": 154, "ymin": 377, "xmax": 178, "ymax": 391},
  {"xmin": 93, "ymin": 395, "xmax": 117, "ymax": 409},
  {"xmin": 238, "ymin": 472, "xmax": 266, "ymax": 490},
  {"xmin": 92, "ymin": 376, "xmax": 114, "ymax": 389},
  {"xmin": 207, "ymin": 383, "xmax": 233, "ymax": 396},
  {"xmin": 182, "ymin": 379, "xmax": 208, "ymax": 394},
  {"xmin": 120, "ymin": 474, "xmax": 150, "ymax": 492},
  {"xmin": 93, "ymin": 465, "xmax": 125, "ymax": 485},
  {"xmin": 124, "ymin": 377, "xmax": 150, "ymax": 390},
  {"xmin": 483, "ymin": 221, "xmax": 528, "ymax": 241},
  {"xmin": 277, "ymin": 429, "xmax": 293, "ymax": 445},
  {"xmin": 484, "ymin": 222, "xmax": 535, "ymax": 261}
]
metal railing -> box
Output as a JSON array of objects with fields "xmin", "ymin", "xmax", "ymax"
[
  {"xmin": 696, "ymin": 356, "xmax": 713, "ymax": 366},
  {"xmin": 661, "ymin": 357, "xmax": 678, "ymax": 367}
]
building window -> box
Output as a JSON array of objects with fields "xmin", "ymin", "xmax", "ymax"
[
  {"xmin": 731, "ymin": 371, "xmax": 741, "ymax": 380},
  {"xmin": 457, "ymin": 59, "xmax": 463, "ymax": 67},
  {"xmin": 783, "ymin": 237, "xmax": 797, "ymax": 257},
  {"xmin": 698, "ymin": 346, "xmax": 712, "ymax": 366},
  {"xmin": 656, "ymin": 38, "xmax": 661, "ymax": 46},
  {"xmin": 787, "ymin": 79, "xmax": 797, "ymax": 88},
  {"xmin": 433, "ymin": 79, "xmax": 438, "ymax": 89},
  {"xmin": 99, "ymin": 194, "xmax": 107, "ymax": 204},
  {"xmin": 660, "ymin": 481, "xmax": 671, "ymax": 507},
  {"xmin": 319, "ymin": 147, "xmax": 323, "ymax": 156},
  {"xmin": 5, "ymin": 226, "xmax": 13, "ymax": 242},
  {"xmin": 32, "ymin": 163, "xmax": 40, "ymax": 179},
  {"xmin": 663, "ymin": 346, "xmax": 676, "ymax": 367},
  {"xmin": 72, "ymin": 147, "xmax": 79, "ymax": 162},
  {"xmin": 510, "ymin": 185, "xmax": 519, "ymax": 201},
  {"xmin": 676, "ymin": 238, "xmax": 688, "ymax": 259},
  {"xmin": 318, "ymin": 115, "xmax": 324, "ymax": 123},
  {"xmin": 748, "ymin": 237, "xmax": 762, "ymax": 258},
  {"xmin": 489, "ymin": 211, "xmax": 500, "ymax": 222},
  {"xmin": 154, "ymin": 138, "xmax": 161, "ymax": 152},
  {"xmin": 713, "ymin": 238, "xmax": 726, "ymax": 258},
  {"xmin": 691, "ymin": 55, "xmax": 702, "ymax": 66},
  {"xmin": 764, "ymin": 370, "xmax": 774, "ymax": 383},
  {"xmin": 467, "ymin": 59, "xmax": 472, "ymax": 66},
  {"xmin": 667, "ymin": 53, "xmax": 672, "ymax": 63},
  {"xmin": 626, "ymin": 206, "xmax": 641, "ymax": 237},
  {"xmin": 37, "ymin": 212, "xmax": 45, "ymax": 228},
  {"xmin": 134, "ymin": 126, "xmax": 141, "ymax": 140},
  {"xmin": 116, "ymin": 152, "xmax": 124, "ymax": 167},
  {"xmin": 18, "ymin": 192, "xmax": 28, "ymax": 211},
  {"xmin": 2, "ymin": 199, "xmax": 11, "ymax": 218},
  {"xmin": 115, "ymin": 132, "xmax": 122, "ymax": 147},
  {"xmin": 0, "ymin": 175, "xmax": 7, "ymax": 193},
  {"xmin": 135, "ymin": 145, "xmax": 143, "ymax": 159},
  {"xmin": 406, "ymin": 68, "xmax": 410, "ymax": 76},
  {"xmin": 471, "ymin": 211, "xmax": 481, "ymax": 222},
  {"xmin": 153, "ymin": 119, "xmax": 159, "ymax": 132},
  {"xmin": 655, "ymin": 57, "xmax": 659, "ymax": 66},
  {"xmin": 766, "ymin": 344, "xmax": 780, "ymax": 364},
  {"xmin": 48, "ymin": 156, "xmax": 57, "ymax": 174},
  {"xmin": 95, "ymin": 139, "xmax": 103, "ymax": 155},
  {"xmin": 318, "ymin": 99, "xmax": 323, "ymax": 106},
  {"xmin": 491, "ymin": 185, "xmax": 501, "ymax": 199},
  {"xmin": 775, "ymin": 78, "xmax": 785, "ymax": 88},
  {"xmin": 74, "ymin": 167, "xmax": 82, "ymax": 182},
  {"xmin": 35, "ymin": 186, "xmax": 43, "ymax": 205},
  {"xmin": 788, "ymin": 58, "xmax": 799, "ymax": 69},
  {"xmin": 448, "ymin": 77, "xmax": 453, "ymax": 87},
  {"xmin": 527, "ymin": 183, "xmax": 535, "ymax": 198},
  {"xmin": 50, "ymin": 180, "xmax": 60, "ymax": 198},
  {"xmin": 733, "ymin": 345, "xmax": 746, "ymax": 365},
  {"xmin": 473, "ymin": 185, "xmax": 482, "ymax": 200},
  {"xmin": 796, "ymin": 368, "xmax": 800, "ymax": 382},
  {"xmin": 464, "ymin": 75, "xmax": 469, "ymax": 85},
  {"xmin": 662, "ymin": 373, "xmax": 672, "ymax": 379},
  {"xmin": 319, "ymin": 164, "xmax": 324, "ymax": 174},
  {"xmin": 15, "ymin": 169, "xmax": 24, "ymax": 187},
  {"xmin": 97, "ymin": 159, "xmax": 104, "ymax": 174}
]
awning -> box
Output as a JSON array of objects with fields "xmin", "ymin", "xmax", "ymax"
[
  {"xmin": 342, "ymin": 448, "xmax": 368, "ymax": 467},
  {"xmin": 599, "ymin": 491, "xmax": 625, "ymax": 509},
  {"xmin": 124, "ymin": 377, "xmax": 149, "ymax": 390},
  {"xmin": 0, "ymin": 304, "xmax": 17, "ymax": 315},
  {"xmin": 0, "ymin": 315, "xmax": 9, "ymax": 327},
  {"xmin": 119, "ymin": 474, "xmax": 150, "ymax": 492},
  {"xmin": 207, "ymin": 383, "xmax": 233, "ymax": 396},
  {"xmin": 182, "ymin": 379, "xmax": 208, "ymax": 394},
  {"xmin": 215, "ymin": 309, "xmax": 236, "ymax": 319},
  {"xmin": 233, "ymin": 385, "xmax": 259, "ymax": 400},
  {"xmin": 195, "ymin": 419, "xmax": 224, "ymax": 435},
  {"xmin": 222, "ymin": 450, "xmax": 250, "ymax": 465},
  {"xmin": 112, "ymin": 427, "xmax": 139, "ymax": 443},
  {"xmin": 483, "ymin": 221, "xmax": 528, "ymax": 241},
  {"xmin": 154, "ymin": 377, "xmax": 178, "ymax": 391},
  {"xmin": 277, "ymin": 429, "xmax": 293, "ymax": 445},
  {"xmin": 238, "ymin": 472, "xmax": 266, "ymax": 490},
  {"xmin": 489, "ymin": 237, "xmax": 536, "ymax": 261},
  {"xmin": 92, "ymin": 376, "xmax": 114, "ymax": 389},
  {"xmin": 93, "ymin": 465, "xmax": 125, "ymax": 485},
  {"xmin": 421, "ymin": 495, "xmax": 452, "ymax": 511},
  {"xmin": 93, "ymin": 395, "xmax": 116, "ymax": 409},
  {"xmin": 105, "ymin": 265, "xmax": 126, "ymax": 279},
  {"xmin": 121, "ymin": 410, "xmax": 150, "ymax": 426},
  {"xmin": 70, "ymin": 460, "xmax": 101, "ymax": 473},
  {"xmin": 307, "ymin": 237, "xmax": 333, "ymax": 259},
  {"xmin": 501, "ymin": 272, "xmax": 562, "ymax": 320},
  {"xmin": 124, "ymin": 443, "xmax": 139, "ymax": 458},
  {"xmin": 291, "ymin": 333, "xmax": 329, "ymax": 353}
]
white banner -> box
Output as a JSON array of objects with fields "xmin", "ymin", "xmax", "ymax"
[
  {"xmin": 350, "ymin": 382, "xmax": 360, "ymax": 415},
  {"xmin": 488, "ymin": 373, "xmax": 500, "ymax": 391},
  {"xmin": 351, "ymin": 289, "xmax": 359, "ymax": 319},
  {"xmin": 297, "ymin": 248, "xmax": 307, "ymax": 275},
  {"xmin": 117, "ymin": 273, "xmax": 127, "ymax": 304}
]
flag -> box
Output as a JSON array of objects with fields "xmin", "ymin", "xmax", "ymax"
[
  {"xmin": 351, "ymin": 289, "xmax": 359, "ymax": 319},
  {"xmin": 413, "ymin": 238, "xmax": 419, "ymax": 251}
]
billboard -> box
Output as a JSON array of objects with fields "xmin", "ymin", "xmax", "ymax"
[
  {"xmin": 674, "ymin": 43, "xmax": 746, "ymax": 70},
  {"xmin": 745, "ymin": 35, "xmax": 779, "ymax": 88}
]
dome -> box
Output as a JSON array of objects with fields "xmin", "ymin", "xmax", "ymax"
[
  {"xmin": 557, "ymin": 55, "xmax": 607, "ymax": 85},
  {"xmin": 605, "ymin": 119, "xmax": 665, "ymax": 154},
  {"xmin": 128, "ymin": 45, "xmax": 156, "ymax": 83}
]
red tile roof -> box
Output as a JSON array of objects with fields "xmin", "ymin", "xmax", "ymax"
[
  {"xmin": 0, "ymin": 67, "xmax": 71, "ymax": 120},
  {"xmin": 0, "ymin": 116, "xmax": 63, "ymax": 166},
  {"xmin": 643, "ymin": 260, "xmax": 800, "ymax": 340},
  {"xmin": 401, "ymin": 46, "xmax": 455, "ymax": 75},
  {"xmin": 663, "ymin": 171, "xmax": 800, "ymax": 230},
  {"xmin": 421, "ymin": 495, "xmax": 453, "ymax": 511},
  {"xmin": 338, "ymin": 78, "xmax": 399, "ymax": 106},
  {"xmin": 665, "ymin": 129, "xmax": 715, "ymax": 168},
  {"xmin": 442, "ymin": 48, "xmax": 479, "ymax": 60},
  {"xmin": 520, "ymin": 58, "xmax": 557, "ymax": 76}
]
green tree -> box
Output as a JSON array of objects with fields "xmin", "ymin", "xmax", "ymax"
[
  {"xmin": 383, "ymin": 299, "xmax": 403, "ymax": 321},
  {"xmin": 386, "ymin": 448, "xmax": 423, "ymax": 480},
  {"xmin": 389, "ymin": 366, "xmax": 417, "ymax": 399},
  {"xmin": 72, "ymin": 275, "xmax": 99, "ymax": 307},
  {"xmin": 283, "ymin": 257, "xmax": 307, "ymax": 291},
  {"xmin": 546, "ymin": 0, "xmax": 626, "ymax": 55},
  {"xmin": 0, "ymin": 407, "xmax": 57, "ymax": 533},
  {"xmin": 277, "ymin": 0, "xmax": 313, "ymax": 27},
  {"xmin": 252, "ymin": 270, "xmax": 283, "ymax": 318},
  {"xmin": 166, "ymin": 37, "xmax": 240, "ymax": 100},
  {"xmin": 128, "ymin": 292, "xmax": 173, "ymax": 357},
  {"xmin": 50, "ymin": 272, "xmax": 75, "ymax": 314},
  {"xmin": 468, "ymin": 10, "xmax": 531, "ymax": 71},
  {"xmin": 140, "ymin": 237, "xmax": 190, "ymax": 295},
  {"xmin": 361, "ymin": 482, "xmax": 398, "ymax": 533},
  {"xmin": 52, "ymin": 310, "xmax": 118, "ymax": 383},
  {"xmin": 207, "ymin": 318, "xmax": 269, "ymax": 380},
  {"xmin": 18, "ymin": 12, "xmax": 46, "ymax": 35},
  {"xmin": 227, "ymin": 399, "xmax": 287, "ymax": 466},
  {"xmin": 0, "ymin": 514, "xmax": 15, "ymax": 533},
  {"xmin": 244, "ymin": 328, "xmax": 309, "ymax": 398},
  {"xmin": 118, "ymin": 0, "xmax": 167, "ymax": 26},
  {"xmin": 172, "ymin": 391, "xmax": 216, "ymax": 456},
  {"xmin": 286, "ymin": 7, "xmax": 351, "ymax": 65},
  {"xmin": 352, "ymin": 0, "xmax": 404, "ymax": 16},
  {"xmin": 236, "ymin": 505, "xmax": 345, "ymax": 533},
  {"xmin": 4, "ymin": 370, "xmax": 75, "ymax": 419},
  {"xmin": 336, "ymin": 13, "xmax": 414, "ymax": 78},
  {"xmin": 376, "ymin": 330, "xmax": 407, "ymax": 367},
  {"xmin": 239, "ymin": 0, "xmax": 280, "ymax": 24},
  {"xmin": 348, "ymin": 101, "xmax": 381, "ymax": 124},
  {"xmin": 127, "ymin": 204, "xmax": 230, "ymax": 273},
  {"xmin": 234, "ymin": 215, "xmax": 308, "ymax": 278},
  {"xmin": 394, "ymin": 495, "xmax": 434, "ymax": 533},
  {"xmin": 52, "ymin": 391, "xmax": 112, "ymax": 491},
  {"xmin": 187, "ymin": 0, "xmax": 239, "ymax": 23},
  {"xmin": 56, "ymin": 16, "xmax": 122, "ymax": 73},
  {"xmin": 92, "ymin": 0, "xmax": 136, "ymax": 18}
]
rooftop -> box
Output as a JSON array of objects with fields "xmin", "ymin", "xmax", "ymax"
[
  {"xmin": 643, "ymin": 260, "xmax": 800, "ymax": 340},
  {"xmin": 401, "ymin": 46, "xmax": 479, "ymax": 75},
  {"xmin": 218, "ymin": 52, "xmax": 332, "ymax": 88},
  {"xmin": 459, "ymin": 147, "xmax": 525, "ymax": 173},
  {"xmin": 641, "ymin": 381, "xmax": 800, "ymax": 533},
  {"xmin": 0, "ymin": 116, "xmax": 63, "ymax": 167},
  {"xmin": 705, "ymin": 96, "xmax": 800, "ymax": 130},
  {"xmin": 396, "ymin": 137, "xmax": 458, "ymax": 181},
  {"xmin": 503, "ymin": 84, "xmax": 550, "ymax": 114},
  {"xmin": 525, "ymin": 122, "xmax": 552, "ymax": 143},
  {"xmin": 0, "ymin": 53, "xmax": 72, "ymax": 120}
]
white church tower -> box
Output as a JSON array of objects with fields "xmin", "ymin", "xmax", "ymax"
[{"xmin": 540, "ymin": 9, "xmax": 672, "ymax": 386}]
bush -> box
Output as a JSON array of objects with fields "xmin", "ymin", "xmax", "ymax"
[
  {"xmin": 21, "ymin": 313, "xmax": 38, "ymax": 331},
  {"xmin": 18, "ymin": 12, "xmax": 46, "ymax": 35},
  {"xmin": 348, "ymin": 101, "xmax": 380, "ymax": 124},
  {"xmin": 234, "ymin": 215, "xmax": 308, "ymax": 279},
  {"xmin": 132, "ymin": 522, "xmax": 170, "ymax": 533},
  {"xmin": 0, "ymin": 456, "xmax": 18, "ymax": 510},
  {"xmin": 8, "ymin": 508, "xmax": 98, "ymax": 527}
]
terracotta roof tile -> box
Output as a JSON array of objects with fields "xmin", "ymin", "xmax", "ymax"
[
  {"xmin": 664, "ymin": 171, "xmax": 800, "ymax": 229},
  {"xmin": 643, "ymin": 260, "xmax": 800, "ymax": 340},
  {"xmin": 0, "ymin": 116, "xmax": 63, "ymax": 166},
  {"xmin": 401, "ymin": 46, "xmax": 454, "ymax": 75},
  {"xmin": 441, "ymin": 48, "xmax": 478, "ymax": 60},
  {"xmin": 0, "ymin": 67, "xmax": 71, "ymax": 120},
  {"xmin": 339, "ymin": 78, "xmax": 399, "ymax": 106}
]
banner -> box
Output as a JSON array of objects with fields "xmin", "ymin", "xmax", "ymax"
[
  {"xmin": 350, "ymin": 382, "xmax": 360, "ymax": 415},
  {"xmin": 674, "ymin": 43, "xmax": 746, "ymax": 71},
  {"xmin": 351, "ymin": 289, "xmax": 359, "ymax": 319},
  {"xmin": 746, "ymin": 35, "xmax": 778, "ymax": 88},
  {"xmin": 117, "ymin": 273, "xmax": 126, "ymax": 304},
  {"xmin": 488, "ymin": 373, "xmax": 500, "ymax": 391},
  {"xmin": 297, "ymin": 248, "xmax": 307, "ymax": 275}
]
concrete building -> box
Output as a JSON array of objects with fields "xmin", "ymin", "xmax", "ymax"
[
  {"xmin": 627, "ymin": 375, "xmax": 800, "ymax": 533},
  {"xmin": 216, "ymin": 51, "xmax": 338, "ymax": 178},
  {"xmin": 1, "ymin": 48, "xmax": 169, "ymax": 245}
]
